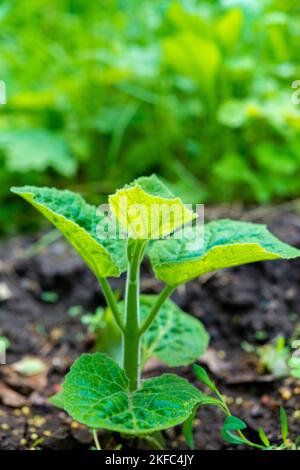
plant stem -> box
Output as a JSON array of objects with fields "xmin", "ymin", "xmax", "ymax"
[
  {"xmin": 99, "ymin": 277, "xmax": 125, "ymax": 333},
  {"xmin": 139, "ymin": 285, "xmax": 174, "ymax": 335},
  {"xmin": 92, "ymin": 429, "xmax": 101, "ymax": 450},
  {"xmin": 219, "ymin": 398, "xmax": 265, "ymax": 450},
  {"xmin": 122, "ymin": 239, "xmax": 146, "ymax": 391}
]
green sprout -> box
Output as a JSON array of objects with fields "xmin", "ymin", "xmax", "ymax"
[
  {"xmin": 186, "ymin": 365, "xmax": 300, "ymax": 451},
  {"xmin": 11, "ymin": 174, "xmax": 300, "ymax": 449}
]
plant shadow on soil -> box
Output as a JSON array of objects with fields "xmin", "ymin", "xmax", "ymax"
[{"xmin": 0, "ymin": 208, "xmax": 300, "ymax": 450}]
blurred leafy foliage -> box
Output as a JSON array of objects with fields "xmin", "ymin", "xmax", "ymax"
[{"xmin": 1, "ymin": 0, "xmax": 300, "ymax": 234}]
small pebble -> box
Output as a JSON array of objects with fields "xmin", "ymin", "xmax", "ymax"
[
  {"xmin": 217, "ymin": 350, "xmax": 226, "ymax": 359},
  {"xmin": 21, "ymin": 406, "xmax": 30, "ymax": 416},
  {"xmin": 284, "ymin": 287, "xmax": 296, "ymax": 300},
  {"xmin": 1, "ymin": 423, "xmax": 9, "ymax": 430},
  {"xmin": 224, "ymin": 395, "xmax": 234, "ymax": 405},
  {"xmin": 29, "ymin": 416, "xmax": 46, "ymax": 427},
  {"xmin": 0, "ymin": 282, "xmax": 12, "ymax": 301},
  {"xmin": 43, "ymin": 430, "xmax": 52, "ymax": 437},
  {"xmin": 251, "ymin": 405, "xmax": 263, "ymax": 419},
  {"xmin": 236, "ymin": 397, "xmax": 243, "ymax": 406},
  {"xmin": 20, "ymin": 438, "xmax": 27, "ymax": 446},
  {"xmin": 279, "ymin": 387, "xmax": 292, "ymax": 401},
  {"xmin": 71, "ymin": 421, "xmax": 80, "ymax": 429},
  {"xmin": 30, "ymin": 433, "xmax": 38, "ymax": 440},
  {"xmin": 260, "ymin": 395, "xmax": 270, "ymax": 406},
  {"xmin": 293, "ymin": 410, "xmax": 300, "ymax": 420}
]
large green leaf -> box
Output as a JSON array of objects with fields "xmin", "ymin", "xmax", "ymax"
[
  {"xmin": 163, "ymin": 32, "xmax": 221, "ymax": 97},
  {"xmin": 149, "ymin": 219, "xmax": 300, "ymax": 286},
  {"xmin": 11, "ymin": 186, "xmax": 126, "ymax": 278},
  {"xmin": 109, "ymin": 174, "xmax": 196, "ymax": 239},
  {"xmin": 53, "ymin": 353, "xmax": 203, "ymax": 434},
  {"xmin": 140, "ymin": 296, "xmax": 208, "ymax": 367}
]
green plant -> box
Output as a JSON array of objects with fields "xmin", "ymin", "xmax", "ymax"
[
  {"xmin": 243, "ymin": 334, "xmax": 300, "ymax": 379},
  {"xmin": 188, "ymin": 365, "xmax": 300, "ymax": 450},
  {"xmin": 11, "ymin": 174, "xmax": 300, "ymax": 449}
]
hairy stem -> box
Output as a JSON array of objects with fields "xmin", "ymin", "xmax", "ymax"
[
  {"xmin": 99, "ymin": 277, "xmax": 124, "ymax": 333},
  {"xmin": 139, "ymin": 285, "xmax": 174, "ymax": 335},
  {"xmin": 122, "ymin": 239, "xmax": 146, "ymax": 391}
]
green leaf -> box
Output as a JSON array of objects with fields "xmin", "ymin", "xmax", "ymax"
[
  {"xmin": 57, "ymin": 353, "xmax": 203, "ymax": 435},
  {"xmin": 149, "ymin": 219, "xmax": 300, "ymax": 286},
  {"xmin": 163, "ymin": 32, "xmax": 221, "ymax": 97},
  {"xmin": 193, "ymin": 365, "xmax": 218, "ymax": 394},
  {"xmin": 109, "ymin": 174, "xmax": 196, "ymax": 239},
  {"xmin": 221, "ymin": 416, "xmax": 247, "ymax": 445},
  {"xmin": 289, "ymin": 356, "xmax": 300, "ymax": 379},
  {"xmin": 140, "ymin": 296, "xmax": 209, "ymax": 367},
  {"xmin": 182, "ymin": 392, "xmax": 226, "ymax": 450},
  {"xmin": 1, "ymin": 129, "xmax": 77, "ymax": 177},
  {"xmin": 11, "ymin": 186, "xmax": 126, "ymax": 278},
  {"xmin": 258, "ymin": 427, "xmax": 270, "ymax": 447},
  {"xmin": 182, "ymin": 406, "xmax": 197, "ymax": 449},
  {"xmin": 49, "ymin": 391, "xmax": 65, "ymax": 409},
  {"xmin": 280, "ymin": 406, "xmax": 288, "ymax": 442},
  {"xmin": 222, "ymin": 416, "xmax": 246, "ymax": 432}
]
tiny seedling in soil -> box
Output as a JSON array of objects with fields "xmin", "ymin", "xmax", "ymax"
[
  {"xmin": 243, "ymin": 334, "xmax": 300, "ymax": 379},
  {"xmin": 11, "ymin": 175, "xmax": 300, "ymax": 450},
  {"xmin": 186, "ymin": 365, "xmax": 300, "ymax": 450}
]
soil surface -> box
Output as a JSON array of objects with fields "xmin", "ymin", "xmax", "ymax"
[{"xmin": 0, "ymin": 207, "xmax": 300, "ymax": 450}]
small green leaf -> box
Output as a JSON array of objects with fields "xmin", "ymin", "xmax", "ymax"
[
  {"xmin": 140, "ymin": 296, "xmax": 209, "ymax": 367},
  {"xmin": 222, "ymin": 416, "xmax": 247, "ymax": 431},
  {"xmin": 11, "ymin": 186, "xmax": 127, "ymax": 278},
  {"xmin": 221, "ymin": 416, "xmax": 247, "ymax": 445},
  {"xmin": 289, "ymin": 356, "xmax": 300, "ymax": 379},
  {"xmin": 109, "ymin": 175, "xmax": 196, "ymax": 239},
  {"xmin": 182, "ymin": 406, "xmax": 197, "ymax": 449},
  {"xmin": 182, "ymin": 393, "xmax": 226, "ymax": 450},
  {"xmin": 193, "ymin": 365, "xmax": 218, "ymax": 394},
  {"xmin": 280, "ymin": 406, "xmax": 288, "ymax": 442},
  {"xmin": 149, "ymin": 219, "xmax": 300, "ymax": 285},
  {"xmin": 258, "ymin": 427, "xmax": 270, "ymax": 447},
  {"xmin": 57, "ymin": 353, "xmax": 203, "ymax": 435}
]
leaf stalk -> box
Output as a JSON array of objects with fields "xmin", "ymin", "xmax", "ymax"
[{"xmin": 99, "ymin": 277, "xmax": 125, "ymax": 333}]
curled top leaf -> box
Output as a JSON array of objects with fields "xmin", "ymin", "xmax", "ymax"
[
  {"xmin": 11, "ymin": 186, "xmax": 126, "ymax": 278},
  {"xmin": 109, "ymin": 174, "xmax": 196, "ymax": 239},
  {"xmin": 149, "ymin": 219, "xmax": 300, "ymax": 286}
]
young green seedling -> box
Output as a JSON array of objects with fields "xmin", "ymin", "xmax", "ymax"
[
  {"xmin": 189, "ymin": 365, "xmax": 300, "ymax": 450},
  {"xmin": 11, "ymin": 174, "xmax": 300, "ymax": 448}
]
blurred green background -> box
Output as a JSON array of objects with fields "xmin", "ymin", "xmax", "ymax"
[{"xmin": 1, "ymin": 0, "xmax": 300, "ymax": 235}]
